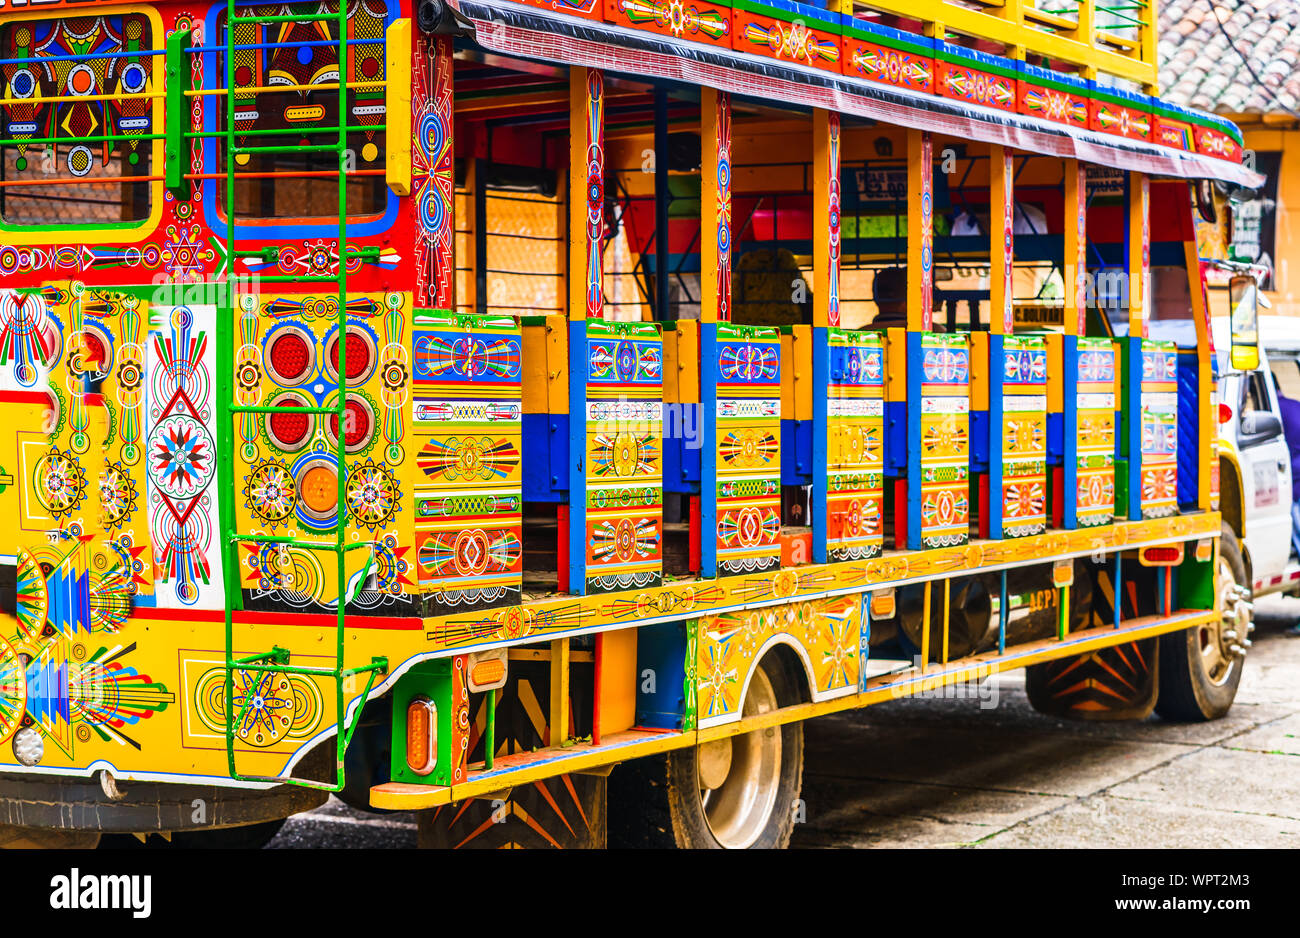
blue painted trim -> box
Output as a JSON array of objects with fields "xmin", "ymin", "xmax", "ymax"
[
  {"xmin": 200, "ymin": 0, "xmax": 400, "ymax": 243},
  {"xmin": 568, "ymin": 319, "xmax": 589, "ymax": 594},
  {"xmin": 859, "ymin": 590, "xmax": 872, "ymax": 692},
  {"xmin": 1127, "ymin": 335, "xmax": 1144, "ymax": 521},
  {"xmin": 988, "ymin": 333, "xmax": 1005, "ymax": 538},
  {"xmin": 1062, "ymin": 334, "xmax": 1079, "ymax": 529},
  {"xmin": 838, "ymin": 12, "xmax": 936, "ymax": 53},
  {"xmin": 998, "ymin": 570, "xmax": 1008, "ymax": 655},
  {"xmin": 905, "ymin": 330, "xmax": 923, "ymax": 551},
  {"xmin": 1114, "ymin": 553, "xmax": 1123, "ymax": 628},
  {"xmin": 812, "ymin": 325, "xmax": 830, "ymax": 563},
  {"xmin": 700, "ymin": 323, "xmax": 719, "ymax": 577},
  {"xmin": 1019, "ymin": 60, "xmax": 1090, "ymax": 93}
]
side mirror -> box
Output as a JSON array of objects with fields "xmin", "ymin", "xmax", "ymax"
[
  {"xmin": 1240, "ymin": 410, "xmax": 1283, "ymax": 447},
  {"xmin": 1229, "ymin": 274, "xmax": 1260, "ymax": 371}
]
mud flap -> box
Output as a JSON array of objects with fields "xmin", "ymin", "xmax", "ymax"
[
  {"xmin": 1024, "ymin": 558, "xmax": 1160, "ymax": 721},
  {"xmin": 416, "ymin": 774, "xmax": 606, "ymax": 848},
  {"xmin": 417, "ymin": 646, "xmax": 605, "ymax": 847}
]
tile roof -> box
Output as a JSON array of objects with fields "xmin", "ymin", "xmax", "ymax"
[{"xmin": 1158, "ymin": 0, "xmax": 1300, "ymax": 114}]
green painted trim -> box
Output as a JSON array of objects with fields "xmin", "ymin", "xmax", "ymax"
[
  {"xmin": 840, "ymin": 21, "xmax": 933, "ymax": 59},
  {"xmin": 934, "ymin": 47, "xmax": 1020, "ymax": 83},
  {"xmin": 165, "ymin": 28, "xmax": 193, "ymax": 196},
  {"xmin": 1019, "ymin": 71, "xmax": 1090, "ymax": 98},
  {"xmin": 732, "ymin": 0, "xmax": 839, "ymax": 33}
]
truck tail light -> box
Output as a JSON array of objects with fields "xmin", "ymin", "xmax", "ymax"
[
  {"xmin": 1139, "ymin": 545, "xmax": 1184, "ymax": 566},
  {"xmin": 405, "ymin": 698, "xmax": 437, "ymax": 776},
  {"xmin": 1218, "ymin": 402, "xmax": 1233, "ymax": 424},
  {"xmin": 467, "ymin": 648, "xmax": 508, "ymax": 692},
  {"xmin": 869, "ymin": 588, "xmax": 896, "ymax": 619}
]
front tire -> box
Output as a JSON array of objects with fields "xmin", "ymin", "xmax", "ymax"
[
  {"xmin": 610, "ymin": 653, "xmax": 804, "ymax": 849},
  {"xmin": 1155, "ymin": 524, "xmax": 1250, "ymax": 722}
]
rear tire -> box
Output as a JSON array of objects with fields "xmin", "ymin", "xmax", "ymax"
[
  {"xmin": 609, "ymin": 653, "xmax": 804, "ymax": 849},
  {"xmin": 1155, "ymin": 524, "xmax": 1249, "ymax": 722}
]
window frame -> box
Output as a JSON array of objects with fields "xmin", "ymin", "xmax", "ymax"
[
  {"xmin": 197, "ymin": 0, "xmax": 399, "ymax": 243},
  {"xmin": 0, "ymin": 3, "xmax": 165, "ymax": 244}
]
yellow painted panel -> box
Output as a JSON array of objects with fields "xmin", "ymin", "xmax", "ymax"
[
  {"xmin": 384, "ymin": 19, "xmax": 412, "ymax": 196},
  {"xmin": 885, "ymin": 327, "xmax": 907, "ymax": 401},
  {"xmin": 664, "ymin": 320, "xmax": 700, "ymax": 403},
  {"xmin": 596, "ymin": 627, "xmax": 639, "ymax": 737},
  {"xmin": 790, "ymin": 325, "xmax": 813, "ymax": 421},
  {"xmin": 546, "ymin": 315, "xmax": 569, "ymax": 413},
  {"xmin": 1045, "ymin": 332, "xmax": 1063, "ymax": 412},
  {"xmin": 968, "ymin": 331, "xmax": 990, "ymax": 411},
  {"xmin": 521, "ymin": 321, "xmax": 549, "ymax": 414}
]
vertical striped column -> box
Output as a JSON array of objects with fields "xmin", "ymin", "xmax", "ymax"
[
  {"xmin": 700, "ymin": 87, "xmax": 728, "ymax": 576},
  {"xmin": 1061, "ymin": 158, "xmax": 1084, "ymax": 528},
  {"xmin": 1126, "ymin": 171, "xmax": 1150, "ymax": 520},
  {"xmin": 567, "ymin": 66, "xmax": 604, "ymax": 593},
  {"xmin": 812, "ymin": 109, "xmax": 841, "ymax": 563},
  {"xmin": 413, "ymin": 33, "xmax": 455, "ymax": 309}
]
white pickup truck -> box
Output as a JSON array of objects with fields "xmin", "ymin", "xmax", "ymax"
[{"xmin": 1212, "ymin": 314, "xmax": 1300, "ymax": 607}]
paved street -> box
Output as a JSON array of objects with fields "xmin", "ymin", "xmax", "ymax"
[{"xmin": 269, "ymin": 596, "xmax": 1300, "ymax": 849}]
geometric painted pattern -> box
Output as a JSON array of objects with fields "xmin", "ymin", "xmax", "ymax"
[
  {"xmin": 827, "ymin": 328, "xmax": 884, "ymax": 560},
  {"xmin": 714, "ymin": 322, "xmax": 781, "ymax": 574},
  {"xmin": 917, "ymin": 332, "xmax": 970, "ymax": 548},
  {"xmin": 1138, "ymin": 339, "xmax": 1178, "ymax": 519},
  {"xmin": 696, "ymin": 594, "xmax": 861, "ymax": 727},
  {"xmin": 412, "ymin": 309, "xmax": 522, "ymax": 615},
  {"xmin": 583, "ymin": 320, "xmax": 663, "ymax": 594},
  {"xmin": 999, "ymin": 334, "xmax": 1047, "ymax": 538},
  {"xmin": 1076, "ymin": 336, "xmax": 1117, "ymax": 527}
]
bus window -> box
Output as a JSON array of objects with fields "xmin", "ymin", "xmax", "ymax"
[
  {"xmin": 213, "ymin": 4, "xmax": 388, "ymax": 223},
  {"xmin": 0, "ymin": 15, "xmax": 155, "ymax": 227}
]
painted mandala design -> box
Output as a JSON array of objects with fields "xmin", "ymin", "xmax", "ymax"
[
  {"xmin": 344, "ymin": 459, "xmax": 401, "ymax": 530},
  {"xmin": 147, "ymin": 413, "xmax": 215, "ymax": 500},
  {"xmin": 99, "ymin": 460, "xmax": 138, "ymax": 529},
  {"xmin": 34, "ymin": 449, "xmax": 86, "ymax": 517},
  {"xmin": 243, "ymin": 459, "xmax": 298, "ymax": 529}
]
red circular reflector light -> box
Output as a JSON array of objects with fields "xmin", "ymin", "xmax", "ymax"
[
  {"xmin": 266, "ymin": 395, "xmax": 313, "ymax": 452},
  {"xmin": 1218, "ymin": 402, "xmax": 1233, "ymax": 424},
  {"xmin": 328, "ymin": 397, "xmax": 373, "ymax": 451},
  {"xmin": 267, "ymin": 330, "xmax": 313, "ymax": 384},
  {"xmin": 325, "ymin": 329, "xmax": 375, "ymax": 385}
]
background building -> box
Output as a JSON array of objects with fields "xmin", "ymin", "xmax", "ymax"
[{"xmin": 1160, "ymin": 0, "xmax": 1300, "ymax": 314}]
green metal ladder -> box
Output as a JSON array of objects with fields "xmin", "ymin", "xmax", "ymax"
[{"xmin": 215, "ymin": 0, "xmax": 386, "ymax": 791}]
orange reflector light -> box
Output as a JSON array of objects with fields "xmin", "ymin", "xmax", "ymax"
[
  {"xmin": 467, "ymin": 648, "xmax": 508, "ymax": 692},
  {"xmin": 1052, "ymin": 560, "xmax": 1074, "ymax": 588},
  {"xmin": 1139, "ymin": 544, "xmax": 1184, "ymax": 567},
  {"xmin": 405, "ymin": 698, "xmax": 437, "ymax": 776},
  {"xmin": 1218, "ymin": 403, "xmax": 1233, "ymax": 424},
  {"xmin": 1195, "ymin": 538, "xmax": 1213, "ymax": 562},
  {"xmin": 299, "ymin": 465, "xmax": 338, "ymax": 513},
  {"xmin": 869, "ymin": 588, "xmax": 896, "ymax": 620}
]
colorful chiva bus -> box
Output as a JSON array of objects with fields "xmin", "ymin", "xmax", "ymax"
[{"xmin": 0, "ymin": 0, "xmax": 1261, "ymax": 847}]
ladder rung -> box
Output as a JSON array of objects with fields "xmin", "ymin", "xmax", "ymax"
[
  {"xmin": 231, "ymin": 403, "xmax": 343, "ymax": 415},
  {"xmin": 234, "ymin": 144, "xmax": 340, "ymax": 155},
  {"xmin": 253, "ymin": 275, "xmax": 342, "ymax": 283},
  {"xmin": 229, "ymin": 533, "xmax": 376, "ymax": 552},
  {"xmin": 229, "ymin": 13, "xmax": 346, "ymax": 24},
  {"xmin": 229, "ymin": 661, "xmax": 385, "ymax": 678}
]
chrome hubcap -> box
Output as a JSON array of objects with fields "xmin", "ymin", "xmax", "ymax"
[
  {"xmin": 698, "ymin": 664, "xmax": 782, "ymax": 849},
  {"xmin": 1200, "ymin": 556, "xmax": 1253, "ymax": 687}
]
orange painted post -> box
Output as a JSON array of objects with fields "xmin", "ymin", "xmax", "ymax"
[{"xmin": 906, "ymin": 128, "xmax": 933, "ymax": 333}]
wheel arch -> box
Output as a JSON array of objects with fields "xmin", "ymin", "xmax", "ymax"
[
  {"xmin": 1218, "ymin": 449, "xmax": 1247, "ymax": 544},
  {"xmin": 736, "ymin": 635, "xmax": 814, "ymax": 713}
]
